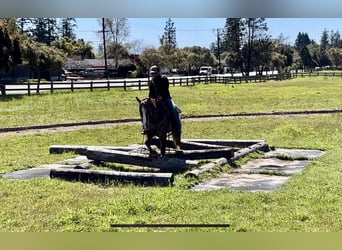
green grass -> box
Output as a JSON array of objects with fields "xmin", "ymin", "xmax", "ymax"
[
  {"xmin": 0, "ymin": 77, "xmax": 342, "ymax": 232},
  {"xmin": 0, "ymin": 76, "xmax": 342, "ymax": 128}
]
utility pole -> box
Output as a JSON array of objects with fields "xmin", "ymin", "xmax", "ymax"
[
  {"xmin": 102, "ymin": 18, "xmax": 109, "ymax": 79},
  {"xmin": 214, "ymin": 28, "xmax": 222, "ymax": 73}
]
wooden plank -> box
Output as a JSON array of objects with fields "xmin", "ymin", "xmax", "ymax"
[
  {"xmin": 50, "ymin": 168, "xmax": 174, "ymax": 186},
  {"xmin": 84, "ymin": 146, "xmax": 198, "ymax": 171},
  {"xmin": 185, "ymin": 157, "xmax": 228, "ymax": 178}
]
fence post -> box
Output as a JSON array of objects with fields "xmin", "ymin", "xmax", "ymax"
[
  {"xmin": 50, "ymin": 80, "xmax": 54, "ymax": 94},
  {"xmin": 28, "ymin": 83, "xmax": 31, "ymax": 96},
  {"xmin": 0, "ymin": 83, "xmax": 6, "ymax": 96},
  {"xmin": 124, "ymin": 80, "xmax": 126, "ymax": 91},
  {"xmin": 107, "ymin": 80, "xmax": 110, "ymax": 90},
  {"xmin": 71, "ymin": 79, "xmax": 74, "ymax": 92},
  {"xmin": 180, "ymin": 78, "xmax": 182, "ymax": 86},
  {"xmin": 138, "ymin": 80, "xmax": 141, "ymax": 90},
  {"xmin": 90, "ymin": 81, "xmax": 93, "ymax": 92}
]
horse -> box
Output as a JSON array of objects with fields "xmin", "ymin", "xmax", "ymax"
[{"xmin": 136, "ymin": 97, "xmax": 181, "ymax": 157}]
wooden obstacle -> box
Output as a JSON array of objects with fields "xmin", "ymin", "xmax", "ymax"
[
  {"xmin": 84, "ymin": 146, "xmax": 199, "ymax": 171},
  {"xmin": 49, "ymin": 138, "xmax": 270, "ymax": 185},
  {"xmin": 50, "ymin": 168, "xmax": 174, "ymax": 186}
]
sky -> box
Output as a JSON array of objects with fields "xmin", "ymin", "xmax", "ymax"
[{"xmin": 75, "ymin": 18, "xmax": 342, "ymax": 53}]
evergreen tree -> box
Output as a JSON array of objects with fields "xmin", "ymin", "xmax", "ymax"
[
  {"xmin": 319, "ymin": 29, "xmax": 331, "ymax": 66},
  {"xmin": 294, "ymin": 32, "xmax": 311, "ymax": 50},
  {"xmin": 160, "ymin": 18, "xmax": 177, "ymax": 53},
  {"xmin": 60, "ymin": 18, "xmax": 77, "ymax": 39},
  {"xmin": 223, "ymin": 18, "xmax": 244, "ymax": 53},
  {"xmin": 31, "ymin": 18, "xmax": 58, "ymax": 45},
  {"xmin": 330, "ymin": 30, "xmax": 342, "ymax": 48}
]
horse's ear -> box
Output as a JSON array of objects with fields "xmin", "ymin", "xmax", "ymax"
[{"xmin": 136, "ymin": 97, "xmax": 141, "ymax": 103}]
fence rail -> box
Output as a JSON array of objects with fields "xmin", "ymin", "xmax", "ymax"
[{"xmin": 0, "ymin": 73, "xmax": 282, "ymax": 96}]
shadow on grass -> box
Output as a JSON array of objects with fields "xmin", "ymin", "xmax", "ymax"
[{"xmin": 0, "ymin": 94, "xmax": 25, "ymax": 102}]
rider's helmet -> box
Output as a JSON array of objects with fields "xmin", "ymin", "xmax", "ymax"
[{"xmin": 150, "ymin": 65, "xmax": 160, "ymax": 75}]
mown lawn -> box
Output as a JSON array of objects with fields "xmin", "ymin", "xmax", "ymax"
[
  {"xmin": 0, "ymin": 76, "xmax": 341, "ymax": 128},
  {"xmin": 0, "ymin": 76, "xmax": 341, "ymax": 232}
]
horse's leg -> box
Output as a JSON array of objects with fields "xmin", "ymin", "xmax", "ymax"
[
  {"xmin": 159, "ymin": 133, "xmax": 167, "ymax": 157},
  {"xmin": 145, "ymin": 134, "xmax": 158, "ymax": 157},
  {"xmin": 172, "ymin": 131, "xmax": 182, "ymax": 151}
]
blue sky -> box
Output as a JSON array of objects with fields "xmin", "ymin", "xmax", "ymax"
[{"xmin": 75, "ymin": 18, "xmax": 342, "ymax": 52}]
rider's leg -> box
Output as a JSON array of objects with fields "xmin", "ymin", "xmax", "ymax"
[
  {"xmin": 141, "ymin": 106, "xmax": 148, "ymax": 134},
  {"xmin": 165, "ymin": 99, "xmax": 181, "ymax": 133}
]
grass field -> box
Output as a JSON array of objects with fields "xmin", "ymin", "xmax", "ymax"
[{"xmin": 0, "ymin": 76, "xmax": 342, "ymax": 232}]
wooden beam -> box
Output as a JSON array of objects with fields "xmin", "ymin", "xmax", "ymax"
[
  {"xmin": 50, "ymin": 168, "xmax": 174, "ymax": 186},
  {"xmin": 83, "ymin": 146, "xmax": 198, "ymax": 171},
  {"xmin": 185, "ymin": 158, "xmax": 228, "ymax": 178}
]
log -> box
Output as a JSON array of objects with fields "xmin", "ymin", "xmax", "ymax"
[
  {"xmin": 166, "ymin": 147, "xmax": 234, "ymax": 160},
  {"xmin": 50, "ymin": 168, "xmax": 174, "ymax": 186},
  {"xmin": 84, "ymin": 146, "xmax": 198, "ymax": 171},
  {"xmin": 49, "ymin": 144, "xmax": 153, "ymax": 155},
  {"xmin": 183, "ymin": 139, "xmax": 266, "ymax": 148},
  {"xmin": 230, "ymin": 141, "xmax": 270, "ymax": 162},
  {"xmin": 179, "ymin": 140, "xmax": 227, "ymax": 150},
  {"xmin": 185, "ymin": 157, "xmax": 228, "ymax": 178},
  {"xmin": 49, "ymin": 144, "xmax": 156, "ymax": 155},
  {"xmin": 149, "ymin": 138, "xmax": 229, "ymax": 150}
]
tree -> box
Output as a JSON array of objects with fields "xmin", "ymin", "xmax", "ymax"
[
  {"xmin": 327, "ymin": 47, "xmax": 342, "ymax": 68},
  {"xmin": 59, "ymin": 18, "xmax": 77, "ymax": 39},
  {"xmin": 319, "ymin": 29, "xmax": 331, "ymax": 66},
  {"xmin": 51, "ymin": 37, "xmax": 95, "ymax": 59},
  {"xmin": 140, "ymin": 47, "xmax": 164, "ymax": 70},
  {"xmin": 102, "ymin": 18, "xmax": 129, "ymax": 68},
  {"xmin": 294, "ymin": 32, "xmax": 312, "ymax": 50},
  {"xmin": 330, "ymin": 30, "xmax": 342, "ymax": 48},
  {"xmin": 294, "ymin": 32, "xmax": 315, "ymax": 69},
  {"xmin": 31, "ymin": 18, "xmax": 59, "ymax": 45},
  {"xmin": 16, "ymin": 18, "xmax": 32, "ymax": 33},
  {"xmin": 222, "ymin": 18, "xmax": 269, "ymax": 76},
  {"xmin": 0, "ymin": 19, "xmax": 22, "ymax": 75},
  {"xmin": 160, "ymin": 18, "xmax": 177, "ymax": 54},
  {"xmin": 223, "ymin": 18, "xmax": 244, "ymax": 53},
  {"xmin": 22, "ymin": 36, "xmax": 66, "ymax": 89}
]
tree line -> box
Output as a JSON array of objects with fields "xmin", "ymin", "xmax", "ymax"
[{"xmin": 2, "ymin": 18, "xmax": 342, "ymax": 82}]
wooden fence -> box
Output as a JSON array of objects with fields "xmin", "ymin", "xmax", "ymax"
[{"xmin": 0, "ymin": 73, "xmax": 282, "ymax": 96}]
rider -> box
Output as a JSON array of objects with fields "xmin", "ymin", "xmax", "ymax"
[{"xmin": 142, "ymin": 65, "xmax": 181, "ymax": 135}]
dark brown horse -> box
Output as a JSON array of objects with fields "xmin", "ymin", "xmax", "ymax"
[{"xmin": 136, "ymin": 97, "xmax": 181, "ymax": 157}]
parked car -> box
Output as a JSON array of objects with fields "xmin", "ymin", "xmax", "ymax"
[
  {"xmin": 79, "ymin": 68, "xmax": 106, "ymax": 79},
  {"xmin": 199, "ymin": 66, "xmax": 212, "ymax": 76},
  {"xmin": 61, "ymin": 68, "xmax": 73, "ymax": 81}
]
